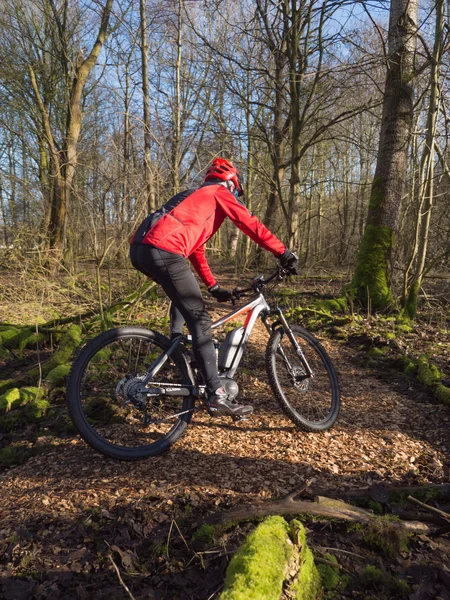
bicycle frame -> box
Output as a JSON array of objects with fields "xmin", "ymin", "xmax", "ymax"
[
  {"xmin": 136, "ymin": 288, "xmax": 313, "ymax": 400},
  {"xmin": 212, "ymin": 292, "xmax": 271, "ymax": 378}
]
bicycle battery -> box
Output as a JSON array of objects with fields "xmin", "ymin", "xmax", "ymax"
[{"xmin": 218, "ymin": 327, "xmax": 244, "ymax": 370}]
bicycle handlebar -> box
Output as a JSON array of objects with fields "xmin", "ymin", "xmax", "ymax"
[{"xmin": 230, "ymin": 266, "xmax": 294, "ymax": 301}]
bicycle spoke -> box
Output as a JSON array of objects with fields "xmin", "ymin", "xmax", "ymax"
[
  {"xmin": 267, "ymin": 325, "xmax": 340, "ymax": 431},
  {"xmin": 78, "ymin": 335, "xmax": 188, "ymax": 447}
]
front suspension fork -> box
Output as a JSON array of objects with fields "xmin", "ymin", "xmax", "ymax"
[{"xmin": 263, "ymin": 309, "xmax": 314, "ymax": 378}]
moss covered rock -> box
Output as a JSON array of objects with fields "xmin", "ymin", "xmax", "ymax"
[{"xmin": 219, "ymin": 516, "xmax": 293, "ymax": 600}]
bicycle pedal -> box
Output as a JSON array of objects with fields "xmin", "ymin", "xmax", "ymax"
[{"xmin": 231, "ymin": 414, "xmax": 249, "ymax": 422}]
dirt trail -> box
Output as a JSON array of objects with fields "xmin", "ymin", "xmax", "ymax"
[
  {"xmin": 1, "ymin": 277, "xmax": 449, "ymax": 599},
  {"xmin": 1, "ymin": 317, "xmax": 448, "ymax": 523}
]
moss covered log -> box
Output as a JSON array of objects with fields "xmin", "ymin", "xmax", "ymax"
[
  {"xmin": 397, "ymin": 354, "xmax": 450, "ymax": 405},
  {"xmin": 289, "ymin": 520, "xmax": 322, "ymax": 600},
  {"xmin": 219, "ymin": 516, "xmax": 292, "ymax": 600},
  {"xmin": 219, "ymin": 516, "xmax": 322, "ymax": 600}
]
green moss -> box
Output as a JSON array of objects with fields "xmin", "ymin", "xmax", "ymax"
[
  {"xmin": 435, "ymin": 384, "xmax": 450, "ymax": 405},
  {"xmin": 367, "ymin": 500, "xmax": 384, "ymax": 515},
  {"xmin": 47, "ymin": 325, "xmax": 82, "ymax": 369},
  {"xmin": 403, "ymin": 279, "xmax": 420, "ymax": 319},
  {"xmin": 348, "ymin": 222, "xmax": 395, "ymax": 310},
  {"xmin": 369, "ymin": 346, "xmax": 388, "ymax": 357},
  {"xmin": 0, "ymin": 445, "xmax": 34, "ymax": 468},
  {"xmin": 84, "ymin": 397, "xmax": 119, "ymax": 423},
  {"xmin": 0, "ymin": 379, "xmax": 16, "ymax": 395},
  {"xmin": 45, "ymin": 364, "xmax": 71, "ymax": 386},
  {"xmin": 397, "ymin": 354, "xmax": 449, "ymax": 406},
  {"xmin": 360, "ymin": 566, "xmax": 409, "ymax": 597},
  {"xmin": 0, "ymin": 328, "xmax": 20, "ymax": 345},
  {"xmin": 313, "ymin": 297, "xmax": 348, "ymax": 313},
  {"xmin": 360, "ymin": 565, "xmax": 388, "ymax": 588},
  {"xmin": 219, "ymin": 516, "xmax": 292, "ymax": 600},
  {"xmin": 21, "ymin": 386, "xmax": 40, "ymax": 401},
  {"xmin": 317, "ymin": 553, "xmax": 340, "ymax": 590},
  {"xmin": 24, "ymin": 397, "xmax": 50, "ymax": 421},
  {"xmin": 91, "ymin": 348, "xmax": 112, "ymax": 363},
  {"xmin": 416, "ymin": 356, "xmax": 442, "ymax": 387},
  {"xmin": 0, "ymin": 328, "xmax": 46, "ymax": 358},
  {"xmin": 363, "ymin": 516, "xmax": 409, "ymax": 557},
  {"xmin": 0, "ymin": 387, "xmax": 48, "ymax": 429},
  {"xmin": 290, "ymin": 520, "xmax": 322, "ymax": 600},
  {"xmin": 193, "ymin": 524, "xmax": 217, "ymax": 544},
  {"xmin": 0, "ymin": 388, "xmax": 20, "ymax": 413},
  {"xmin": 404, "ymin": 360, "xmax": 418, "ymax": 376}
]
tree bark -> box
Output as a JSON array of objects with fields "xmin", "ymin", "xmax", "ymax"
[
  {"xmin": 402, "ymin": 0, "xmax": 444, "ymax": 317},
  {"xmin": 349, "ymin": 0, "xmax": 418, "ymax": 310},
  {"xmin": 171, "ymin": 0, "xmax": 183, "ymax": 195},
  {"xmin": 140, "ymin": 0, "xmax": 155, "ymax": 213},
  {"xmin": 41, "ymin": 0, "xmax": 114, "ymax": 264}
]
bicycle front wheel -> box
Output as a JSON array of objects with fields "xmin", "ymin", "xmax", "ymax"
[
  {"xmin": 266, "ymin": 325, "xmax": 340, "ymax": 431},
  {"xmin": 67, "ymin": 327, "xmax": 194, "ymax": 460}
]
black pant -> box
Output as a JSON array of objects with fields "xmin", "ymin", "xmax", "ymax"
[{"xmin": 130, "ymin": 244, "xmax": 221, "ymax": 393}]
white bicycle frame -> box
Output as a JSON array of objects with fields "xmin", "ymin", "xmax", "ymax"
[
  {"xmin": 138, "ymin": 287, "xmax": 313, "ymax": 399},
  {"xmin": 212, "ymin": 293, "xmax": 271, "ymax": 378}
]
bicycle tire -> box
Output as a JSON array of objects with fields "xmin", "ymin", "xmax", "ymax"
[
  {"xmin": 266, "ymin": 324, "xmax": 340, "ymax": 432},
  {"xmin": 67, "ymin": 327, "xmax": 195, "ymax": 460}
]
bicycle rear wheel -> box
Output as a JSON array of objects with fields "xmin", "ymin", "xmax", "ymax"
[
  {"xmin": 67, "ymin": 327, "xmax": 194, "ymax": 460},
  {"xmin": 266, "ymin": 325, "xmax": 340, "ymax": 431}
]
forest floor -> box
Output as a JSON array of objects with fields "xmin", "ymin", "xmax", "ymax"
[{"xmin": 0, "ymin": 263, "xmax": 449, "ymax": 600}]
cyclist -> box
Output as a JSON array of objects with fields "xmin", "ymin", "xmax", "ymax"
[{"xmin": 130, "ymin": 157, "xmax": 298, "ymax": 417}]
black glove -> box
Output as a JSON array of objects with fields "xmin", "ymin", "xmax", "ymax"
[
  {"xmin": 208, "ymin": 284, "xmax": 233, "ymax": 303},
  {"xmin": 278, "ymin": 248, "xmax": 298, "ymax": 274}
]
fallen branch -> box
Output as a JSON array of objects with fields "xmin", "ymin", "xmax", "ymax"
[
  {"xmin": 407, "ymin": 495, "xmax": 450, "ymax": 522},
  {"xmin": 321, "ymin": 482, "xmax": 450, "ymax": 503},
  {"xmin": 202, "ymin": 487, "xmax": 432, "ymax": 533}
]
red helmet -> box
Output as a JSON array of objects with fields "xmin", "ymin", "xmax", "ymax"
[{"xmin": 204, "ymin": 158, "xmax": 244, "ymax": 196}]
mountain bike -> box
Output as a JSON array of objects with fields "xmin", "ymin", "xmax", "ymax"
[{"xmin": 67, "ymin": 267, "xmax": 340, "ymax": 460}]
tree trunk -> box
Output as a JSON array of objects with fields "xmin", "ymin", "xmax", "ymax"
[
  {"xmin": 402, "ymin": 0, "xmax": 444, "ymax": 317},
  {"xmin": 171, "ymin": 0, "xmax": 183, "ymax": 195},
  {"xmin": 140, "ymin": 0, "xmax": 155, "ymax": 213},
  {"xmin": 41, "ymin": 0, "xmax": 113, "ymax": 265},
  {"xmin": 349, "ymin": 0, "xmax": 418, "ymax": 310}
]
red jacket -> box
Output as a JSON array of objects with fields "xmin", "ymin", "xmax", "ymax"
[{"xmin": 133, "ymin": 183, "xmax": 286, "ymax": 288}]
